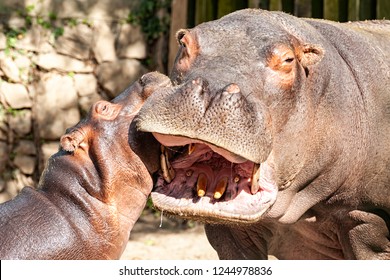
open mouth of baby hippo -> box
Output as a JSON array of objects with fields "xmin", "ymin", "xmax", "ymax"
[{"xmin": 151, "ymin": 133, "xmax": 278, "ymax": 223}]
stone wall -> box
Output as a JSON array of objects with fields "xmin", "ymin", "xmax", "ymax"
[{"xmin": 0, "ymin": 0, "xmax": 166, "ymax": 202}]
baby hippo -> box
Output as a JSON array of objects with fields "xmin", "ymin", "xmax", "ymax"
[{"xmin": 0, "ymin": 72, "xmax": 171, "ymax": 259}]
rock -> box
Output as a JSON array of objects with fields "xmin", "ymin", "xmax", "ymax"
[
  {"xmin": 55, "ymin": 25, "xmax": 93, "ymax": 60},
  {"xmin": 0, "ymin": 33, "xmax": 6, "ymax": 50},
  {"xmin": 41, "ymin": 142, "xmax": 60, "ymax": 165},
  {"xmin": 8, "ymin": 109, "xmax": 32, "ymax": 137},
  {"xmin": 14, "ymin": 54, "xmax": 32, "ymax": 83},
  {"xmin": 33, "ymin": 53, "xmax": 94, "ymax": 73},
  {"xmin": 96, "ymin": 59, "xmax": 147, "ymax": 98},
  {"xmin": 14, "ymin": 24, "xmax": 53, "ymax": 53},
  {"xmin": 0, "ymin": 141, "xmax": 7, "ymax": 174},
  {"xmin": 7, "ymin": 16, "xmax": 26, "ymax": 30},
  {"xmin": 117, "ymin": 24, "xmax": 147, "ymax": 59},
  {"xmin": 92, "ymin": 21, "xmax": 117, "ymax": 63},
  {"xmin": 4, "ymin": 180, "xmax": 20, "ymax": 198},
  {"xmin": 0, "ymin": 125, "xmax": 6, "ymax": 141},
  {"xmin": 13, "ymin": 154, "xmax": 35, "ymax": 175},
  {"xmin": 0, "ymin": 103, "xmax": 6, "ymax": 141},
  {"xmin": 0, "ymin": 82, "xmax": 32, "ymax": 109},
  {"xmin": 35, "ymin": 73, "xmax": 80, "ymax": 139},
  {"xmin": 0, "ymin": 192, "xmax": 12, "ymax": 204},
  {"xmin": 5, "ymin": 170, "xmax": 34, "ymax": 197},
  {"xmin": 79, "ymin": 93, "xmax": 101, "ymax": 114},
  {"xmin": 0, "ymin": 55, "xmax": 21, "ymax": 82},
  {"xmin": 0, "ymin": 178, "xmax": 4, "ymax": 193},
  {"xmin": 54, "ymin": 0, "xmax": 134, "ymax": 20},
  {"xmin": 74, "ymin": 74, "xmax": 97, "ymax": 97},
  {"xmin": 14, "ymin": 140, "xmax": 36, "ymax": 156}
]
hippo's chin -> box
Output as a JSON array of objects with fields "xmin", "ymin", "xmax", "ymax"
[{"xmin": 151, "ymin": 133, "xmax": 278, "ymax": 223}]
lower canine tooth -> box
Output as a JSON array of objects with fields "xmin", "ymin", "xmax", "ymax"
[
  {"xmin": 196, "ymin": 173, "xmax": 207, "ymax": 197},
  {"xmin": 214, "ymin": 177, "xmax": 228, "ymax": 199},
  {"xmin": 251, "ymin": 163, "xmax": 261, "ymax": 194}
]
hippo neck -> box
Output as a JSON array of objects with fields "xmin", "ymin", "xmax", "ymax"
[
  {"xmin": 266, "ymin": 50, "xmax": 373, "ymax": 224},
  {"xmin": 38, "ymin": 151, "xmax": 148, "ymax": 258}
]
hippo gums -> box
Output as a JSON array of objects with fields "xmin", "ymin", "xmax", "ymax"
[
  {"xmin": 136, "ymin": 9, "xmax": 390, "ymax": 259},
  {"xmin": 0, "ymin": 72, "xmax": 170, "ymax": 259}
]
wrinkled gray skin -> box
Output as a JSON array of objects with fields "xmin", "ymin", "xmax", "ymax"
[{"xmin": 137, "ymin": 9, "xmax": 390, "ymax": 259}]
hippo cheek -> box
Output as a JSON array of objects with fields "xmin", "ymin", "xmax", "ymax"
[
  {"xmin": 137, "ymin": 79, "xmax": 277, "ymax": 223},
  {"xmin": 128, "ymin": 120, "xmax": 161, "ymax": 175}
]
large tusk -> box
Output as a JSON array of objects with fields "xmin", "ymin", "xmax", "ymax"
[
  {"xmin": 160, "ymin": 145, "xmax": 175, "ymax": 183},
  {"xmin": 160, "ymin": 153, "xmax": 172, "ymax": 183},
  {"xmin": 251, "ymin": 163, "xmax": 261, "ymax": 194}
]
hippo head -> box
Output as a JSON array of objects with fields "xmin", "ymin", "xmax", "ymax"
[
  {"xmin": 57, "ymin": 72, "xmax": 171, "ymax": 207},
  {"xmin": 136, "ymin": 10, "xmax": 333, "ymax": 224}
]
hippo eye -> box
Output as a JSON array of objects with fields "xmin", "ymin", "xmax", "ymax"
[{"xmin": 95, "ymin": 101, "xmax": 111, "ymax": 116}]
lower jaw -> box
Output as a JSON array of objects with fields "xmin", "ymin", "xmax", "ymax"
[
  {"xmin": 150, "ymin": 174, "xmax": 277, "ymax": 224},
  {"xmin": 151, "ymin": 191, "xmax": 274, "ymax": 224}
]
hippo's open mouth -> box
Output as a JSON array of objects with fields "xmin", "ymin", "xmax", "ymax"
[
  {"xmin": 151, "ymin": 132, "xmax": 278, "ymax": 223},
  {"xmin": 136, "ymin": 77, "xmax": 278, "ymax": 223}
]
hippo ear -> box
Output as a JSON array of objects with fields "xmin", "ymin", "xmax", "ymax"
[
  {"xmin": 299, "ymin": 44, "xmax": 324, "ymax": 67},
  {"xmin": 174, "ymin": 29, "xmax": 199, "ymax": 74}
]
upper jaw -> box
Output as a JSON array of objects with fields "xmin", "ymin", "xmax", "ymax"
[
  {"xmin": 153, "ymin": 133, "xmax": 248, "ymax": 164},
  {"xmin": 136, "ymin": 77, "xmax": 273, "ymax": 164}
]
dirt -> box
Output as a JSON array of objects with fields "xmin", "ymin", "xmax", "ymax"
[{"xmin": 121, "ymin": 211, "xmax": 218, "ymax": 260}]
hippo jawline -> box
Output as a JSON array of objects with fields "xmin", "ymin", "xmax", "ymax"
[{"xmin": 151, "ymin": 132, "xmax": 278, "ymax": 223}]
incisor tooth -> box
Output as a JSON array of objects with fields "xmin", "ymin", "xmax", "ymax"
[
  {"xmin": 251, "ymin": 163, "xmax": 261, "ymax": 194},
  {"xmin": 196, "ymin": 173, "xmax": 207, "ymax": 197},
  {"xmin": 188, "ymin": 143, "xmax": 196, "ymax": 155},
  {"xmin": 214, "ymin": 177, "xmax": 228, "ymax": 199}
]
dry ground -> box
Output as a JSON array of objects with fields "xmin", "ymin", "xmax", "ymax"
[{"xmin": 121, "ymin": 210, "xmax": 218, "ymax": 260}]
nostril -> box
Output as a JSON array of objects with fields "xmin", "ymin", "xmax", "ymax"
[
  {"xmin": 60, "ymin": 135, "xmax": 76, "ymax": 152},
  {"xmin": 192, "ymin": 77, "xmax": 203, "ymax": 86},
  {"xmin": 60, "ymin": 129, "xmax": 86, "ymax": 152}
]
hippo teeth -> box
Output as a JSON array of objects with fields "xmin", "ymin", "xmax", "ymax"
[
  {"xmin": 196, "ymin": 173, "xmax": 207, "ymax": 197},
  {"xmin": 159, "ymin": 143, "xmax": 262, "ymax": 198},
  {"xmin": 214, "ymin": 177, "xmax": 228, "ymax": 199},
  {"xmin": 188, "ymin": 143, "xmax": 196, "ymax": 155},
  {"xmin": 251, "ymin": 163, "xmax": 261, "ymax": 194},
  {"xmin": 160, "ymin": 145, "xmax": 175, "ymax": 183},
  {"xmin": 195, "ymin": 174, "xmax": 229, "ymax": 199}
]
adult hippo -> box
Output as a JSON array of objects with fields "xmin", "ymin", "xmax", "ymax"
[
  {"xmin": 136, "ymin": 9, "xmax": 390, "ymax": 259},
  {"xmin": 0, "ymin": 72, "xmax": 170, "ymax": 259}
]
